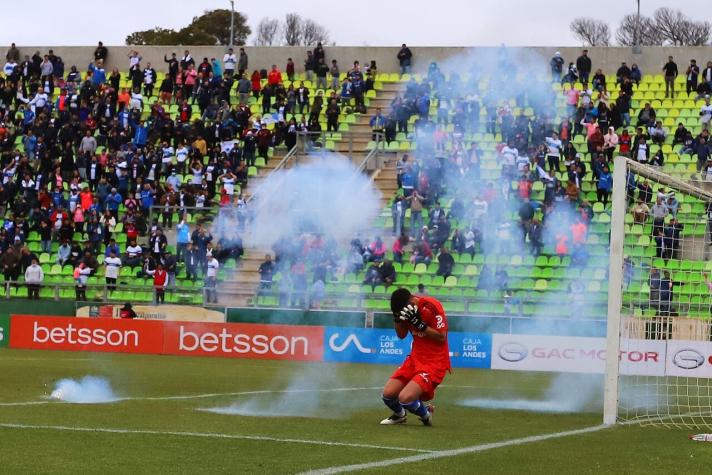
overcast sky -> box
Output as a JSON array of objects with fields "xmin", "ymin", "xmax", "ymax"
[{"xmin": 0, "ymin": 0, "xmax": 704, "ymax": 46}]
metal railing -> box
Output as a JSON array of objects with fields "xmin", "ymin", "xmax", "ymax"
[
  {"xmin": 622, "ymin": 315, "xmax": 712, "ymax": 341},
  {"xmin": 355, "ymin": 132, "xmax": 386, "ymax": 175},
  {"xmin": 1, "ymin": 279, "xmax": 210, "ymax": 305},
  {"xmin": 246, "ymin": 143, "xmax": 298, "ymax": 204},
  {"xmin": 294, "ymin": 130, "xmax": 386, "ymax": 163},
  {"xmin": 248, "ymin": 288, "xmax": 608, "ymax": 318},
  {"xmin": 147, "ymin": 204, "xmax": 220, "ymax": 229}
]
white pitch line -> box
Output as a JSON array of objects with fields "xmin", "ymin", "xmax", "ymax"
[
  {"xmin": 132, "ymin": 386, "xmax": 383, "ymax": 401},
  {"xmin": 0, "ymin": 386, "xmax": 383, "ymax": 407},
  {"xmin": 0, "ymin": 401, "xmax": 51, "ymax": 407},
  {"xmin": 0, "ymin": 357, "xmax": 95, "ymax": 362},
  {"xmin": 0, "ymin": 423, "xmax": 434, "ymax": 453},
  {"xmin": 299, "ymin": 424, "xmax": 610, "ymax": 475},
  {"xmin": 0, "ymin": 384, "xmax": 541, "ymax": 407}
]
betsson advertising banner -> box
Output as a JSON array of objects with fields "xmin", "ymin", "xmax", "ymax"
[
  {"xmin": 490, "ymin": 334, "xmax": 666, "ymax": 376},
  {"xmin": 163, "ymin": 322, "xmax": 324, "ymax": 361},
  {"xmin": 322, "ymin": 327, "xmax": 491, "ymax": 368},
  {"xmin": 10, "ymin": 315, "xmax": 165, "ymax": 354},
  {"xmin": 9, "ymin": 316, "xmax": 324, "ymax": 362}
]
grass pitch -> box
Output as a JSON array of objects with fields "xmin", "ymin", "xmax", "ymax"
[{"xmin": 0, "ymin": 349, "xmax": 710, "ymax": 474}]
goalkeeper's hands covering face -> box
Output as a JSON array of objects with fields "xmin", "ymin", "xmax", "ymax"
[{"xmin": 396, "ymin": 304, "xmax": 427, "ymax": 332}]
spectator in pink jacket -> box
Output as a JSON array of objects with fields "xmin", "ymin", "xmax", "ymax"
[
  {"xmin": 182, "ymin": 65, "xmax": 198, "ymax": 98},
  {"xmin": 366, "ymin": 236, "xmax": 386, "ymax": 262},
  {"xmin": 603, "ymin": 126, "xmax": 619, "ymax": 161}
]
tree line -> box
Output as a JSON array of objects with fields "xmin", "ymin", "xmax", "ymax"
[
  {"xmin": 125, "ymin": 9, "xmax": 330, "ymax": 47},
  {"xmin": 570, "ymin": 7, "xmax": 711, "ymax": 47}
]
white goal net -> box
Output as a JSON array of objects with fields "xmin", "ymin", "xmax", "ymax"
[{"xmin": 607, "ymin": 156, "xmax": 712, "ymax": 428}]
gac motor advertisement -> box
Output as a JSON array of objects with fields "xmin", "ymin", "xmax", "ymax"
[{"xmin": 490, "ymin": 334, "xmax": 666, "ymax": 376}]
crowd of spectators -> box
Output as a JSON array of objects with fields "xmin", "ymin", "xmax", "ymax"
[
  {"xmin": 261, "ymin": 233, "xmax": 339, "ymax": 309},
  {"xmin": 2, "ymin": 40, "xmax": 710, "ymax": 312},
  {"xmin": 0, "ymin": 40, "xmax": 387, "ymax": 302},
  {"xmin": 354, "ymin": 48, "xmax": 712, "ymax": 311}
]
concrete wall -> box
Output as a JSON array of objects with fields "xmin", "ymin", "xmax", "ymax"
[{"xmin": 2, "ymin": 45, "xmax": 711, "ymax": 75}]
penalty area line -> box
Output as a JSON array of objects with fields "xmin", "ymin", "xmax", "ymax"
[
  {"xmin": 299, "ymin": 424, "xmax": 610, "ymax": 475},
  {"xmin": 132, "ymin": 386, "xmax": 384, "ymax": 401},
  {"xmin": 0, "ymin": 423, "xmax": 435, "ymax": 454},
  {"xmin": 0, "ymin": 401, "xmax": 51, "ymax": 407},
  {"xmin": 0, "ymin": 386, "xmax": 383, "ymax": 407}
]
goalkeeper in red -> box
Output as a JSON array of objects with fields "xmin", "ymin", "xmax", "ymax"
[{"xmin": 380, "ymin": 288, "xmax": 450, "ymax": 426}]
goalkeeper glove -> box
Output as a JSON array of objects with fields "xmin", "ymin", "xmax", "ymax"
[{"xmin": 398, "ymin": 304, "xmax": 427, "ymax": 331}]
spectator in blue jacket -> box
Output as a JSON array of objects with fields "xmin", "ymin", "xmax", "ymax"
[
  {"xmin": 105, "ymin": 188, "xmax": 122, "ymax": 217},
  {"xmin": 630, "ymin": 64, "xmax": 642, "ymax": 85},
  {"xmin": 89, "ymin": 60, "xmax": 106, "ymax": 87},
  {"xmin": 597, "ymin": 165, "xmax": 612, "ymax": 206},
  {"xmin": 139, "ymin": 183, "xmax": 155, "ymax": 215},
  {"xmin": 176, "ymin": 217, "xmax": 190, "ymax": 260},
  {"xmin": 104, "ymin": 239, "xmax": 121, "ymax": 258},
  {"xmin": 211, "ymin": 58, "xmax": 222, "ymax": 78},
  {"xmin": 369, "ymin": 108, "xmax": 386, "ymax": 140},
  {"xmin": 133, "ymin": 120, "xmax": 148, "ymax": 147}
]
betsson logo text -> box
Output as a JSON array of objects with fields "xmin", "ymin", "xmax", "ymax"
[
  {"xmin": 178, "ymin": 325, "xmax": 310, "ymax": 356},
  {"xmin": 33, "ymin": 321, "xmax": 139, "ymax": 347}
]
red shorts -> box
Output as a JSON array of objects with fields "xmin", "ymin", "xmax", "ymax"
[{"xmin": 390, "ymin": 355, "xmax": 447, "ymax": 402}]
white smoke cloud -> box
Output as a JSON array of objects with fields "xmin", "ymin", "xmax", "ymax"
[
  {"xmin": 49, "ymin": 376, "xmax": 120, "ymax": 404},
  {"xmin": 459, "ymin": 373, "xmax": 603, "ymax": 414},
  {"xmin": 199, "ymin": 365, "xmax": 381, "ymax": 419},
  {"xmin": 214, "ymin": 155, "xmax": 382, "ymax": 250}
]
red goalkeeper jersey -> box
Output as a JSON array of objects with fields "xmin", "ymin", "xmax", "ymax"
[{"xmin": 408, "ymin": 296, "xmax": 450, "ymax": 371}]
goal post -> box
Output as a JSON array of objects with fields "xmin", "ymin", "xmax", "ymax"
[
  {"xmin": 603, "ymin": 155, "xmax": 628, "ymax": 425},
  {"xmin": 605, "ymin": 156, "xmax": 712, "ymax": 428}
]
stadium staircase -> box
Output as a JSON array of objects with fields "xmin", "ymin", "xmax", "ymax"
[{"xmin": 227, "ymin": 76, "xmax": 406, "ymax": 307}]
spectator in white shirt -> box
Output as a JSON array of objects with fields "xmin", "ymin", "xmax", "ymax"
[
  {"xmin": 57, "ymin": 240, "xmax": 71, "ymax": 266},
  {"xmin": 20, "ymin": 90, "xmax": 49, "ymax": 113},
  {"xmin": 700, "ymin": 97, "xmax": 712, "ymax": 129},
  {"xmin": 500, "ymin": 142, "xmax": 518, "ymax": 178},
  {"xmin": 635, "ymin": 137, "xmax": 650, "ymax": 163},
  {"xmin": 128, "ymin": 50, "xmax": 141, "ymax": 67},
  {"xmin": 515, "ymin": 152, "xmax": 530, "ymax": 173},
  {"xmin": 648, "ymin": 121, "xmax": 667, "ymax": 145},
  {"xmin": 129, "ymin": 90, "xmax": 143, "ymax": 110},
  {"xmin": 205, "ymin": 255, "xmax": 219, "ymax": 303},
  {"xmin": 161, "ymin": 142, "xmax": 175, "ymax": 173},
  {"xmin": 545, "ymin": 133, "xmax": 563, "ymax": 172},
  {"xmin": 223, "ymin": 48, "xmax": 237, "ymax": 76},
  {"xmin": 175, "ymin": 143, "xmax": 189, "ymax": 174},
  {"xmin": 25, "ymin": 258, "xmax": 44, "ymax": 299},
  {"xmin": 471, "ymin": 195, "xmax": 488, "ymax": 223},
  {"xmin": 124, "ymin": 240, "xmax": 143, "ymax": 267},
  {"xmin": 104, "ymin": 251, "xmax": 122, "ymax": 292},
  {"xmin": 3, "ymin": 59, "xmax": 17, "ymax": 76}
]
